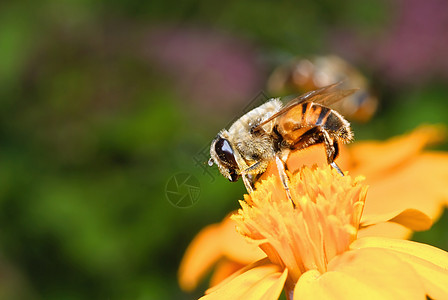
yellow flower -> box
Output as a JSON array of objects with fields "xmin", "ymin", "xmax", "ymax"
[
  {"xmin": 199, "ymin": 166, "xmax": 448, "ymax": 299},
  {"xmin": 178, "ymin": 125, "xmax": 448, "ymax": 292}
]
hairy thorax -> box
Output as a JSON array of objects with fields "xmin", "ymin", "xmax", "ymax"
[{"xmin": 227, "ymin": 99, "xmax": 282, "ymax": 173}]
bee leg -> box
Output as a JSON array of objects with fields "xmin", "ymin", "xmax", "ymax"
[
  {"xmin": 321, "ymin": 130, "xmax": 344, "ymax": 176},
  {"xmin": 244, "ymin": 161, "xmax": 262, "ymax": 173},
  {"xmin": 330, "ymin": 161, "xmax": 344, "ymax": 176},
  {"xmin": 275, "ymin": 156, "xmax": 294, "ymax": 206},
  {"xmin": 242, "ymin": 174, "xmax": 254, "ymax": 194},
  {"xmin": 240, "ymin": 162, "xmax": 263, "ymax": 194}
]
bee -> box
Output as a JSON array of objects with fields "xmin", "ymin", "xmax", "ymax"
[
  {"xmin": 208, "ymin": 83, "xmax": 355, "ymax": 194},
  {"xmin": 267, "ymin": 55, "xmax": 378, "ymax": 122}
]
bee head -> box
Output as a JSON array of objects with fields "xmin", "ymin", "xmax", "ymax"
[{"xmin": 209, "ymin": 134, "xmax": 240, "ymax": 182}]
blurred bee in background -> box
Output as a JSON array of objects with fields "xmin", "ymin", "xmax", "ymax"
[
  {"xmin": 267, "ymin": 55, "xmax": 378, "ymax": 122},
  {"xmin": 208, "ymin": 83, "xmax": 356, "ymax": 195}
]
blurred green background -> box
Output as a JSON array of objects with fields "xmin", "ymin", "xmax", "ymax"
[{"xmin": 1, "ymin": 0, "xmax": 448, "ymax": 299}]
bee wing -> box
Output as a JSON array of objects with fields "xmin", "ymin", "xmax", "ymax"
[
  {"xmin": 308, "ymin": 88, "xmax": 358, "ymax": 107},
  {"xmin": 254, "ymin": 82, "xmax": 356, "ymax": 130}
]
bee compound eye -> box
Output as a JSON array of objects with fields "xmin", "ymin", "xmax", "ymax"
[{"xmin": 215, "ymin": 138, "xmax": 238, "ymax": 169}]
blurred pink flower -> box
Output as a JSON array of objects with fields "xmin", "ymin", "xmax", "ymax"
[
  {"xmin": 332, "ymin": 0, "xmax": 448, "ymax": 84},
  {"xmin": 145, "ymin": 26, "xmax": 265, "ymax": 110}
]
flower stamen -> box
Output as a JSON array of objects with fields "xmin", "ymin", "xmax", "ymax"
[{"xmin": 233, "ymin": 165, "xmax": 368, "ymax": 283}]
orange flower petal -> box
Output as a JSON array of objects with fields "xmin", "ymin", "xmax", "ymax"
[
  {"xmin": 178, "ymin": 223, "xmax": 223, "ymax": 291},
  {"xmin": 349, "ymin": 125, "xmax": 445, "ymax": 179},
  {"xmin": 387, "ymin": 208, "xmax": 433, "ymax": 231},
  {"xmin": 295, "ymin": 269, "xmax": 416, "ymax": 300},
  {"xmin": 361, "ymin": 152, "xmax": 448, "ymax": 223},
  {"xmin": 396, "ymin": 252, "xmax": 448, "ymax": 299},
  {"xmin": 350, "ymin": 237, "xmax": 448, "ymax": 269},
  {"xmin": 201, "ymin": 259, "xmax": 288, "ymax": 300},
  {"xmin": 206, "ymin": 258, "xmax": 273, "ymax": 294},
  {"xmin": 209, "ymin": 259, "xmax": 246, "ymax": 288},
  {"xmin": 361, "ymin": 208, "xmax": 432, "ymax": 231},
  {"xmin": 178, "ymin": 215, "xmax": 266, "ymax": 291},
  {"xmin": 295, "ymin": 247, "xmax": 427, "ymax": 299},
  {"xmin": 351, "ymin": 237, "xmax": 448, "ymax": 299},
  {"xmin": 220, "ymin": 216, "xmax": 266, "ymax": 263},
  {"xmin": 357, "ymin": 221, "xmax": 412, "ymax": 239}
]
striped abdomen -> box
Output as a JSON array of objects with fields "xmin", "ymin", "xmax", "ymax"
[{"xmin": 276, "ymin": 102, "xmax": 353, "ymax": 148}]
